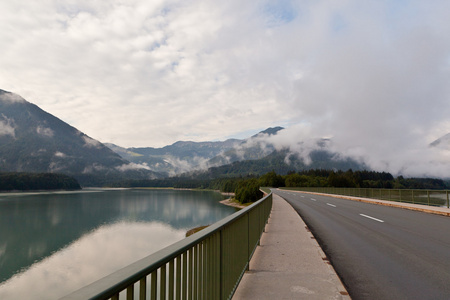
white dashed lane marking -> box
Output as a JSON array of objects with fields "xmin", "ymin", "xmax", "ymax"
[{"xmin": 360, "ymin": 214, "xmax": 384, "ymax": 223}]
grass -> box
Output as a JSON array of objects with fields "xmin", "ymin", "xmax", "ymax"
[{"xmin": 186, "ymin": 225, "xmax": 209, "ymax": 237}]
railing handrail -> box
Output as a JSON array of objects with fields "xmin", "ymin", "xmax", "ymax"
[{"xmin": 62, "ymin": 192, "xmax": 273, "ymax": 300}]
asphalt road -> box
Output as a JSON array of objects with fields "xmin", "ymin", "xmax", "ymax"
[{"xmin": 273, "ymin": 189, "xmax": 450, "ymax": 300}]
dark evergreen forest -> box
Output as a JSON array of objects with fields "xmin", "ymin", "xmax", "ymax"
[
  {"xmin": 109, "ymin": 169, "xmax": 448, "ymax": 204},
  {"xmin": 0, "ymin": 172, "xmax": 81, "ymax": 191}
]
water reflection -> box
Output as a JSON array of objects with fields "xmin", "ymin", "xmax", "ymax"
[
  {"xmin": 0, "ymin": 222, "xmax": 185, "ymax": 299},
  {"xmin": 0, "ymin": 189, "xmax": 235, "ymax": 299}
]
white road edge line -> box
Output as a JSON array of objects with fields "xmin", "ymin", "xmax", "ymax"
[
  {"xmin": 360, "ymin": 214, "xmax": 385, "ymax": 223},
  {"xmin": 326, "ymin": 203, "xmax": 336, "ymax": 207}
]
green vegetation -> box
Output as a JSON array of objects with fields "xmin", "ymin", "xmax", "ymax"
[
  {"xmin": 235, "ymin": 179, "xmax": 263, "ymax": 204},
  {"xmin": 109, "ymin": 169, "xmax": 448, "ymax": 204},
  {"xmin": 0, "ymin": 172, "xmax": 81, "ymax": 191},
  {"xmin": 186, "ymin": 225, "xmax": 209, "ymax": 237}
]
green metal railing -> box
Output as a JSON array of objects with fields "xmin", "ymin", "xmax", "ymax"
[
  {"xmin": 61, "ymin": 193, "xmax": 272, "ymax": 300},
  {"xmin": 283, "ymin": 187, "xmax": 449, "ymax": 208}
]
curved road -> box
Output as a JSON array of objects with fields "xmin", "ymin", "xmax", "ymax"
[{"xmin": 274, "ymin": 189, "xmax": 450, "ymax": 300}]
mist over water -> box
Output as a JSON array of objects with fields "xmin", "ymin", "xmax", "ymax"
[{"xmin": 0, "ymin": 189, "xmax": 235, "ymax": 299}]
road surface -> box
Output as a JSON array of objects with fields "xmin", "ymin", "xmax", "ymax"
[{"xmin": 274, "ymin": 189, "xmax": 450, "ymax": 300}]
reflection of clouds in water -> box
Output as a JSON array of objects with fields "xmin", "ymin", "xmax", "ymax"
[{"xmin": 0, "ymin": 222, "xmax": 185, "ymax": 300}]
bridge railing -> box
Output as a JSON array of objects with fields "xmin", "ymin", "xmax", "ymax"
[
  {"xmin": 283, "ymin": 187, "xmax": 449, "ymax": 208},
  {"xmin": 61, "ymin": 193, "xmax": 272, "ymax": 300}
]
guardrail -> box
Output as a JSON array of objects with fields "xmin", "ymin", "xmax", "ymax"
[
  {"xmin": 283, "ymin": 187, "xmax": 449, "ymax": 208},
  {"xmin": 62, "ymin": 193, "xmax": 272, "ymax": 300}
]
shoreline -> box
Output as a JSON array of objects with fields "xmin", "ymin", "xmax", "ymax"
[{"xmin": 219, "ymin": 197, "xmax": 247, "ymax": 209}]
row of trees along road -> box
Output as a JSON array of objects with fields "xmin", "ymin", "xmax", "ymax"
[
  {"xmin": 232, "ymin": 169, "xmax": 448, "ymax": 204},
  {"xmin": 108, "ymin": 169, "xmax": 448, "ymax": 205}
]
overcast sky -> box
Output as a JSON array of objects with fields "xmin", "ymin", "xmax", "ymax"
[{"xmin": 1, "ymin": 0, "xmax": 450, "ymax": 176}]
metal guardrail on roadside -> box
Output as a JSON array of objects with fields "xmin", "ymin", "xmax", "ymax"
[
  {"xmin": 283, "ymin": 187, "xmax": 449, "ymax": 208},
  {"xmin": 61, "ymin": 193, "xmax": 273, "ymax": 300}
]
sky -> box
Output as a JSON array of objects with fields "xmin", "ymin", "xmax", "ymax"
[{"xmin": 1, "ymin": 0, "xmax": 450, "ymax": 177}]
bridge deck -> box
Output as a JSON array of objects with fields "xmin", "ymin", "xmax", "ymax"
[{"xmin": 233, "ymin": 193, "xmax": 350, "ymax": 299}]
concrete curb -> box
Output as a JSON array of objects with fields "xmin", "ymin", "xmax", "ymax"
[{"xmin": 301, "ymin": 217, "xmax": 351, "ymax": 299}]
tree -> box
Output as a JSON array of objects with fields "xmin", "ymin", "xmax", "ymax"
[
  {"xmin": 235, "ymin": 179, "xmax": 263, "ymax": 204},
  {"xmin": 259, "ymin": 171, "xmax": 284, "ymax": 187}
]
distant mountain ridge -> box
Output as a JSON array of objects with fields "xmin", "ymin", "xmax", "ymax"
[
  {"xmin": 0, "ymin": 88, "xmax": 367, "ymax": 184},
  {"xmin": 0, "ymin": 89, "xmax": 159, "ymax": 186},
  {"xmin": 105, "ymin": 127, "xmax": 286, "ymax": 176},
  {"xmin": 106, "ymin": 126, "xmax": 367, "ymax": 177},
  {"xmin": 430, "ymin": 133, "xmax": 450, "ymax": 148},
  {"xmin": 189, "ymin": 148, "xmax": 367, "ymax": 179}
]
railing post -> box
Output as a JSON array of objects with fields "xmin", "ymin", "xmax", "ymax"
[
  {"xmin": 220, "ymin": 229, "xmax": 224, "ymax": 300},
  {"xmin": 247, "ymin": 212, "xmax": 250, "ymax": 271},
  {"xmin": 447, "ymin": 190, "xmax": 449, "ymax": 209},
  {"xmin": 139, "ymin": 278, "xmax": 146, "ymax": 300},
  {"xmin": 427, "ymin": 190, "xmax": 430, "ymax": 206}
]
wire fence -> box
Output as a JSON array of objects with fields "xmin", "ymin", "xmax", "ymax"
[{"xmin": 282, "ymin": 187, "xmax": 449, "ymax": 208}]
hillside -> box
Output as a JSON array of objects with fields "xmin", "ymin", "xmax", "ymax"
[
  {"xmin": 0, "ymin": 89, "xmax": 160, "ymax": 186},
  {"xmin": 430, "ymin": 133, "xmax": 450, "ymax": 148},
  {"xmin": 106, "ymin": 125, "xmax": 368, "ymax": 178},
  {"xmin": 188, "ymin": 148, "xmax": 367, "ymax": 179},
  {"xmin": 106, "ymin": 127, "xmax": 286, "ymax": 176}
]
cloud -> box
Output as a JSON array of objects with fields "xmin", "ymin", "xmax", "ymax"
[
  {"xmin": 0, "ymin": 115, "xmax": 16, "ymax": 137},
  {"xmin": 0, "ymin": 222, "xmax": 185, "ymax": 299},
  {"xmin": 36, "ymin": 126, "xmax": 54, "ymax": 137},
  {"xmin": 82, "ymin": 163, "xmax": 106, "ymax": 174},
  {"xmin": 1, "ymin": 1, "xmax": 449, "ymax": 176},
  {"xmin": 54, "ymin": 151, "xmax": 67, "ymax": 158},
  {"xmin": 116, "ymin": 162, "xmax": 152, "ymax": 171},
  {"xmin": 163, "ymin": 156, "xmax": 212, "ymax": 176},
  {"xmin": 0, "ymin": 92, "xmax": 25, "ymax": 103},
  {"xmin": 82, "ymin": 135, "xmax": 102, "ymax": 148}
]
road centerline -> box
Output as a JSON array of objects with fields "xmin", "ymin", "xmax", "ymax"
[
  {"xmin": 326, "ymin": 203, "xmax": 336, "ymax": 207},
  {"xmin": 360, "ymin": 214, "xmax": 384, "ymax": 223}
]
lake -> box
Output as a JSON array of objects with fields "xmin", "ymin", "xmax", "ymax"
[{"xmin": 0, "ymin": 188, "xmax": 236, "ymax": 299}]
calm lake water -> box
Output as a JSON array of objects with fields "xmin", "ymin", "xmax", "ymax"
[{"xmin": 0, "ymin": 188, "xmax": 235, "ymax": 299}]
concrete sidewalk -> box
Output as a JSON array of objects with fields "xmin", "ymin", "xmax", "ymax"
[{"xmin": 233, "ymin": 194, "xmax": 350, "ymax": 300}]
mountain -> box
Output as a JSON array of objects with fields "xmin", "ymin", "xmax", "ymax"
[
  {"xmin": 0, "ymin": 89, "xmax": 160, "ymax": 186},
  {"xmin": 105, "ymin": 127, "xmax": 285, "ymax": 176},
  {"xmin": 430, "ymin": 133, "xmax": 450, "ymax": 148},
  {"xmin": 207, "ymin": 127, "xmax": 284, "ymax": 166},
  {"xmin": 105, "ymin": 139, "xmax": 242, "ymax": 176},
  {"xmin": 107, "ymin": 125, "xmax": 368, "ymax": 178},
  {"xmin": 187, "ymin": 147, "xmax": 367, "ymax": 179},
  {"xmin": 251, "ymin": 126, "xmax": 284, "ymax": 137}
]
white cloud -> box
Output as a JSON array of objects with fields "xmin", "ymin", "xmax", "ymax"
[
  {"xmin": 0, "ymin": 92, "xmax": 25, "ymax": 103},
  {"xmin": 82, "ymin": 135, "xmax": 102, "ymax": 148},
  {"xmin": 54, "ymin": 151, "xmax": 66, "ymax": 158},
  {"xmin": 116, "ymin": 162, "xmax": 152, "ymax": 171},
  {"xmin": 0, "ymin": 222, "xmax": 185, "ymax": 299},
  {"xmin": 36, "ymin": 126, "xmax": 54, "ymax": 137},
  {"xmin": 1, "ymin": 0, "xmax": 449, "ymax": 176},
  {"xmin": 0, "ymin": 115, "xmax": 16, "ymax": 137},
  {"xmin": 82, "ymin": 163, "xmax": 106, "ymax": 174}
]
